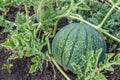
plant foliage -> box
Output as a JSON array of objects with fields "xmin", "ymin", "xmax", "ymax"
[
  {"xmin": 0, "ymin": 0, "xmax": 120, "ymax": 80},
  {"xmin": 72, "ymin": 49, "xmax": 120, "ymax": 80}
]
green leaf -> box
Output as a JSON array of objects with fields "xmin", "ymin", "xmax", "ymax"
[
  {"xmin": 38, "ymin": 62, "xmax": 43, "ymax": 71},
  {"xmin": 104, "ymin": 66, "xmax": 114, "ymax": 71},
  {"xmin": 1, "ymin": 39, "xmax": 15, "ymax": 49},
  {"xmin": 94, "ymin": 73, "xmax": 107, "ymax": 80},
  {"xmin": 15, "ymin": 12, "xmax": 27, "ymax": 25},
  {"xmin": 24, "ymin": 30, "xmax": 33, "ymax": 41},
  {"xmin": 71, "ymin": 63, "xmax": 82, "ymax": 75},
  {"xmin": 94, "ymin": 48, "xmax": 102, "ymax": 65},
  {"xmin": 104, "ymin": 53, "xmax": 114, "ymax": 63},
  {"xmin": 11, "ymin": 36, "xmax": 20, "ymax": 48},
  {"xmin": 29, "ymin": 64, "xmax": 37, "ymax": 73},
  {"xmin": 7, "ymin": 54, "xmax": 19, "ymax": 61},
  {"xmin": 31, "ymin": 56, "xmax": 40, "ymax": 62},
  {"xmin": 72, "ymin": 49, "xmax": 117, "ymax": 80},
  {"xmin": 25, "ymin": 49, "xmax": 34, "ymax": 57},
  {"xmin": 42, "ymin": 52, "xmax": 51, "ymax": 61},
  {"xmin": 109, "ymin": 44, "xmax": 117, "ymax": 52},
  {"xmin": 113, "ymin": 54, "xmax": 120, "ymax": 63},
  {"xmin": 77, "ymin": 2, "xmax": 90, "ymax": 10}
]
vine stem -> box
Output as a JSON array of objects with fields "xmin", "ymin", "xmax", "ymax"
[
  {"xmin": 99, "ymin": 28, "xmax": 120, "ymax": 42},
  {"xmin": 106, "ymin": 1, "xmax": 120, "ymax": 10},
  {"xmin": 47, "ymin": 38, "xmax": 71, "ymax": 80},
  {"xmin": 51, "ymin": 58, "xmax": 71, "ymax": 80},
  {"xmin": 24, "ymin": 5, "xmax": 29, "ymax": 23},
  {"xmin": 50, "ymin": 18, "xmax": 60, "ymax": 38},
  {"xmin": 51, "ymin": 2, "xmax": 120, "ymax": 79},
  {"xmin": 67, "ymin": 14, "xmax": 120, "ymax": 43},
  {"xmin": 68, "ymin": 13, "xmax": 97, "ymax": 29},
  {"xmin": 97, "ymin": 5, "xmax": 116, "ymax": 28}
]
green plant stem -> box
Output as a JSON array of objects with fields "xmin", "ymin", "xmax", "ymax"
[
  {"xmin": 39, "ymin": 0, "xmax": 44, "ymax": 21},
  {"xmin": 51, "ymin": 58, "xmax": 71, "ymax": 80},
  {"xmin": 99, "ymin": 28, "xmax": 120, "ymax": 42},
  {"xmin": 85, "ymin": 69, "xmax": 96, "ymax": 80},
  {"xmin": 36, "ymin": 22, "xmax": 42, "ymax": 33},
  {"xmin": 55, "ymin": 0, "xmax": 75, "ymax": 19},
  {"xmin": 50, "ymin": 19, "xmax": 60, "ymax": 38},
  {"xmin": 66, "ymin": 13, "xmax": 120, "ymax": 43},
  {"xmin": 98, "ymin": 5, "xmax": 116, "ymax": 28},
  {"xmin": 68, "ymin": 14, "xmax": 97, "ymax": 29},
  {"xmin": 70, "ymin": 0, "xmax": 74, "ymax": 9},
  {"xmin": 106, "ymin": 1, "xmax": 120, "ymax": 10},
  {"xmin": 24, "ymin": 5, "xmax": 29, "ymax": 23},
  {"xmin": 66, "ymin": 0, "xmax": 74, "ymax": 15},
  {"xmin": 46, "ymin": 38, "xmax": 71, "ymax": 80},
  {"xmin": 98, "ymin": 62, "xmax": 117, "ymax": 71}
]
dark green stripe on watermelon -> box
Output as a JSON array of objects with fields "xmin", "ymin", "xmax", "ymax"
[
  {"xmin": 76, "ymin": 24, "xmax": 88, "ymax": 65},
  {"xmin": 66, "ymin": 24, "xmax": 81, "ymax": 67},
  {"xmin": 52, "ymin": 23, "xmax": 106, "ymax": 72},
  {"xmin": 61, "ymin": 26, "xmax": 75, "ymax": 65}
]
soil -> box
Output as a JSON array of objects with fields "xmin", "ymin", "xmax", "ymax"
[
  {"xmin": 0, "ymin": 29, "xmax": 76, "ymax": 80},
  {"xmin": 0, "ymin": 3, "xmax": 120, "ymax": 80},
  {"xmin": 0, "ymin": 48, "xmax": 75, "ymax": 80}
]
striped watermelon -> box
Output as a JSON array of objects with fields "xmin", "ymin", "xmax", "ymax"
[{"xmin": 52, "ymin": 23, "xmax": 106, "ymax": 71}]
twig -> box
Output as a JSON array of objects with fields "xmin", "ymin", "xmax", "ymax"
[{"xmin": 50, "ymin": 62, "xmax": 56, "ymax": 80}]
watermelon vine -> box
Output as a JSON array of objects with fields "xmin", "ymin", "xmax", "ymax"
[
  {"xmin": 55, "ymin": 0, "xmax": 120, "ymax": 42},
  {"xmin": 52, "ymin": 0, "xmax": 120, "ymax": 80}
]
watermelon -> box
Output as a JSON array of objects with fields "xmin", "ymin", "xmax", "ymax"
[{"xmin": 52, "ymin": 23, "xmax": 106, "ymax": 71}]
